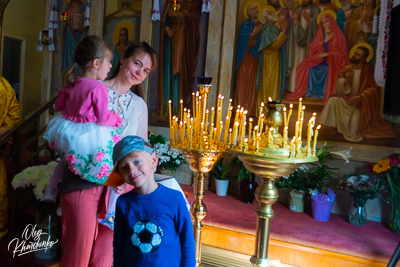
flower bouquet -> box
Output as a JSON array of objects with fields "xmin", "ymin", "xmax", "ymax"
[
  {"xmin": 338, "ymin": 174, "xmax": 384, "ymax": 226},
  {"xmin": 370, "ymin": 153, "xmax": 400, "ymax": 232},
  {"xmin": 148, "ymin": 132, "xmax": 186, "ymax": 173}
]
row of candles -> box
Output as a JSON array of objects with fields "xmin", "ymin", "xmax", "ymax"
[{"xmin": 168, "ymin": 93, "xmax": 321, "ymax": 157}]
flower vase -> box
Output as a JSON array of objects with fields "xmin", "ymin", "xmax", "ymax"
[
  {"xmin": 215, "ymin": 179, "xmax": 229, "ymax": 196},
  {"xmin": 311, "ymin": 189, "xmax": 336, "ymax": 222},
  {"xmin": 239, "ymin": 174, "xmax": 258, "ymax": 204},
  {"xmin": 289, "ymin": 190, "xmax": 305, "ymax": 212},
  {"xmin": 349, "ymin": 197, "xmax": 367, "ymax": 226},
  {"xmin": 34, "ymin": 214, "xmax": 58, "ymax": 261},
  {"xmin": 389, "ymin": 196, "xmax": 400, "ymax": 233}
]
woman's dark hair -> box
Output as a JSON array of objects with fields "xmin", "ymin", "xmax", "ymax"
[
  {"xmin": 64, "ymin": 35, "xmax": 112, "ymax": 87},
  {"xmin": 107, "ymin": 41, "xmax": 158, "ymax": 99},
  {"xmin": 117, "ymin": 28, "xmax": 129, "ymax": 47}
]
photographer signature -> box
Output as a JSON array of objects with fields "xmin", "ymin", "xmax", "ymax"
[{"xmin": 8, "ymin": 224, "xmax": 58, "ymax": 258}]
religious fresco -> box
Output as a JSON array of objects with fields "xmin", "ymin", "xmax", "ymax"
[
  {"xmin": 59, "ymin": 0, "xmax": 88, "ymax": 73},
  {"xmin": 104, "ymin": 9, "xmax": 141, "ymax": 77},
  {"xmin": 234, "ymin": 0, "xmax": 399, "ymax": 147}
]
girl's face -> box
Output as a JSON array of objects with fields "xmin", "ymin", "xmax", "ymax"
[
  {"xmin": 97, "ymin": 56, "xmax": 112, "ymax": 81},
  {"xmin": 120, "ymin": 51, "xmax": 153, "ymax": 85}
]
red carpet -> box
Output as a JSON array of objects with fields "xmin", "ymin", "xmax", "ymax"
[{"xmin": 181, "ymin": 184, "xmax": 400, "ymax": 263}]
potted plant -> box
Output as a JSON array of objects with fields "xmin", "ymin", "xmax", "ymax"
[
  {"xmin": 307, "ymin": 143, "xmax": 342, "ymax": 221},
  {"xmin": 275, "ymin": 164, "xmax": 310, "ymax": 212},
  {"xmin": 211, "ymin": 156, "xmax": 241, "ymax": 196},
  {"xmin": 149, "ymin": 132, "xmax": 186, "ymax": 176},
  {"xmin": 338, "ymin": 173, "xmax": 384, "ymax": 226}
]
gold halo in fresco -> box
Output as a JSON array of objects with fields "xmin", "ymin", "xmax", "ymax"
[
  {"xmin": 349, "ymin": 43, "xmax": 374, "ymax": 62},
  {"xmin": 317, "ymin": 9, "xmax": 337, "ymax": 24},
  {"xmin": 259, "ymin": 5, "xmax": 277, "ymax": 24},
  {"xmin": 244, "ymin": 1, "xmax": 262, "ymax": 19},
  {"xmin": 113, "ymin": 21, "xmax": 135, "ymax": 46}
]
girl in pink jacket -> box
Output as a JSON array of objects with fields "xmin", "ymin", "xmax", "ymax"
[{"xmin": 43, "ymin": 35, "xmax": 122, "ymax": 201}]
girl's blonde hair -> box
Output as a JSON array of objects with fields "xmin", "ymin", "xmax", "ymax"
[{"xmin": 64, "ymin": 35, "xmax": 112, "ymax": 88}]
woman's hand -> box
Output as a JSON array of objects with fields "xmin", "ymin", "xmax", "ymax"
[
  {"xmin": 324, "ymin": 32, "xmax": 334, "ymax": 43},
  {"xmin": 115, "ymin": 183, "xmax": 130, "ymax": 194},
  {"xmin": 317, "ymin": 53, "xmax": 328, "ymax": 58}
]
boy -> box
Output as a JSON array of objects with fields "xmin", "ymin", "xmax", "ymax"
[{"xmin": 106, "ymin": 135, "xmax": 196, "ymax": 267}]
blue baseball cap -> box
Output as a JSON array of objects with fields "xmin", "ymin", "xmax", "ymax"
[{"xmin": 105, "ymin": 135, "xmax": 154, "ymax": 187}]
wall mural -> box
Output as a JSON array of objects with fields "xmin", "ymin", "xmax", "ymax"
[{"xmin": 235, "ymin": 0, "xmax": 400, "ymax": 147}]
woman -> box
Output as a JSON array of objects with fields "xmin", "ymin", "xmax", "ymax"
[
  {"xmin": 286, "ymin": 11, "xmax": 349, "ymax": 103},
  {"xmin": 58, "ymin": 42, "xmax": 157, "ymax": 267}
]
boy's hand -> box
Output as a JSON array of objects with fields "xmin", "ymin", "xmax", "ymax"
[{"xmin": 115, "ymin": 183, "xmax": 130, "ymax": 194}]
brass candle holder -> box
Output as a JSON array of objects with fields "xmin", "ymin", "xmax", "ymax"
[
  {"xmin": 179, "ymin": 148, "xmax": 224, "ymax": 266},
  {"xmin": 230, "ymin": 150, "xmax": 316, "ymax": 267}
]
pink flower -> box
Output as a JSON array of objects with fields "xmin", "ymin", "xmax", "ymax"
[
  {"xmin": 389, "ymin": 153, "xmax": 400, "ymax": 167},
  {"xmin": 112, "ymin": 135, "xmax": 121, "ymax": 144},
  {"xmin": 96, "ymin": 151, "xmax": 105, "ymax": 162},
  {"xmin": 49, "ymin": 141, "xmax": 55, "ymax": 148},
  {"xmin": 100, "ymin": 164, "xmax": 110, "ymax": 173},
  {"xmin": 69, "ymin": 166, "xmax": 78, "ymax": 175},
  {"xmin": 66, "ymin": 154, "xmax": 77, "ymax": 164}
]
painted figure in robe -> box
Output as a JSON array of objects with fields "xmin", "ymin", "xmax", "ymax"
[
  {"xmin": 336, "ymin": 0, "xmax": 357, "ymax": 32},
  {"xmin": 268, "ymin": 0, "xmax": 284, "ymax": 12},
  {"xmin": 314, "ymin": 0, "xmax": 337, "ymax": 12},
  {"xmin": 256, "ymin": 7, "xmax": 288, "ymax": 102},
  {"xmin": 286, "ymin": 11, "xmax": 349, "ymax": 103},
  {"xmin": 286, "ymin": 0, "xmax": 320, "ymax": 94},
  {"xmin": 344, "ymin": 0, "xmax": 376, "ymax": 51},
  {"xmin": 0, "ymin": 76, "xmax": 20, "ymax": 238},
  {"xmin": 110, "ymin": 27, "xmax": 133, "ymax": 77},
  {"xmin": 319, "ymin": 44, "xmax": 395, "ymax": 142},
  {"xmin": 60, "ymin": 0, "xmax": 88, "ymax": 73},
  {"xmin": 234, "ymin": 2, "xmax": 262, "ymax": 116},
  {"xmin": 153, "ymin": 0, "xmax": 202, "ymax": 122}
]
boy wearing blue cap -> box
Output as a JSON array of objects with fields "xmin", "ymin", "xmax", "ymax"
[{"xmin": 106, "ymin": 135, "xmax": 195, "ymax": 267}]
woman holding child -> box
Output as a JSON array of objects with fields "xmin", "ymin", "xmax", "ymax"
[{"xmin": 57, "ymin": 40, "xmax": 157, "ymax": 267}]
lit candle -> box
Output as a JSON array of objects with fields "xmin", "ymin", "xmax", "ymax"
[
  {"xmin": 228, "ymin": 128, "xmax": 233, "ymax": 144},
  {"xmin": 295, "ymin": 121, "xmax": 300, "ymax": 140},
  {"xmin": 227, "ymin": 98, "xmax": 232, "ymax": 117},
  {"xmin": 256, "ymin": 133, "xmax": 261, "ymax": 151},
  {"xmin": 180, "ymin": 99, "xmax": 183, "ymax": 122},
  {"xmin": 257, "ymin": 102, "xmax": 264, "ymax": 130},
  {"xmin": 192, "ymin": 92, "xmax": 195, "ymax": 117},
  {"xmin": 183, "ymin": 108, "xmax": 187, "ymax": 126},
  {"xmin": 214, "ymin": 127, "xmax": 218, "ymax": 142},
  {"xmin": 299, "ymin": 117, "xmax": 304, "ymax": 140},
  {"xmin": 269, "ymin": 127, "xmax": 274, "ymax": 149},
  {"xmin": 240, "ymin": 121, "xmax": 246, "ymax": 147},
  {"xmin": 248, "ymin": 118, "xmax": 253, "ymax": 138},
  {"xmin": 259, "ymin": 113, "xmax": 264, "ymax": 134},
  {"xmin": 290, "ymin": 137, "xmax": 295, "ymax": 157},
  {"xmin": 283, "ymin": 126, "xmax": 288, "ymax": 148},
  {"xmin": 243, "ymin": 138, "xmax": 248, "ymax": 152},
  {"xmin": 205, "ymin": 109, "xmax": 209, "ymax": 132},
  {"xmin": 234, "ymin": 109, "xmax": 240, "ymax": 127},
  {"xmin": 253, "ymin": 126, "xmax": 258, "ymax": 146},
  {"xmin": 209, "ymin": 123, "xmax": 214, "ymax": 146},
  {"xmin": 228, "ymin": 106, "xmax": 233, "ymax": 120},
  {"xmin": 268, "ymin": 97, "xmax": 273, "ymax": 102},
  {"xmin": 219, "ymin": 121, "xmax": 224, "ymax": 143},
  {"xmin": 288, "ymin": 103, "xmax": 293, "ymax": 126},
  {"xmin": 283, "ymin": 106, "xmax": 287, "ymax": 127},
  {"xmin": 233, "ymin": 121, "xmax": 239, "ymax": 146},
  {"xmin": 168, "ymin": 100, "xmax": 172, "ymax": 128},
  {"xmin": 311, "ymin": 112, "xmax": 317, "ymax": 127},
  {"xmin": 241, "ymin": 111, "xmax": 247, "ymax": 145},
  {"xmin": 301, "ymin": 105, "xmax": 306, "ymax": 120},
  {"xmin": 306, "ymin": 120, "xmax": 314, "ymax": 156},
  {"xmin": 297, "ymin": 98, "xmax": 302, "ymax": 122},
  {"xmin": 313, "ymin": 125, "xmax": 321, "ymax": 154},
  {"xmin": 297, "ymin": 136, "xmax": 302, "ymax": 154},
  {"xmin": 223, "ymin": 116, "xmax": 230, "ymax": 143},
  {"xmin": 211, "ymin": 107, "xmax": 215, "ymax": 127}
]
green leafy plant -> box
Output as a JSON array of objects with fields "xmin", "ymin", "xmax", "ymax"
[
  {"xmin": 211, "ymin": 157, "xmax": 241, "ymax": 180},
  {"xmin": 275, "ymin": 165, "xmax": 310, "ymax": 193}
]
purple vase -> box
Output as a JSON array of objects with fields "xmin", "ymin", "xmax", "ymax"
[{"xmin": 311, "ymin": 189, "xmax": 336, "ymax": 222}]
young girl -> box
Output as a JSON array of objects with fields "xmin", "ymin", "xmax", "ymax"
[{"xmin": 43, "ymin": 35, "xmax": 122, "ymax": 201}]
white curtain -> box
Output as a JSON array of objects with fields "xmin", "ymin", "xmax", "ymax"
[{"xmin": 151, "ymin": 0, "xmax": 160, "ymax": 21}]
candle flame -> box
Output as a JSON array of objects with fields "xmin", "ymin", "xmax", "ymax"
[
  {"xmin": 296, "ymin": 121, "xmax": 300, "ymax": 125},
  {"xmin": 192, "ymin": 92, "xmax": 195, "ymax": 96},
  {"xmin": 229, "ymin": 128, "xmax": 232, "ymax": 132},
  {"xmin": 298, "ymin": 136, "xmax": 301, "ymax": 141},
  {"xmin": 218, "ymin": 94, "xmax": 222, "ymax": 98},
  {"xmin": 268, "ymin": 97, "xmax": 273, "ymax": 102},
  {"xmin": 249, "ymin": 118, "xmax": 253, "ymax": 122},
  {"xmin": 240, "ymin": 107, "xmax": 244, "ymax": 112},
  {"xmin": 180, "ymin": 99, "xmax": 183, "ymax": 104},
  {"xmin": 191, "ymin": 117, "xmax": 193, "ymax": 122},
  {"xmin": 199, "ymin": 96, "xmax": 202, "ymax": 99},
  {"xmin": 269, "ymin": 127, "xmax": 274, "ymax": 131},
  {"xmin": 211, "ymin": 123, "xmax": 214, "ymax": 126},
  {"xmin": 169, "ymin": 100, "xmax": 172, "ymax": 104},
  {"xmin": 184, "ymin": 108, "xmax": 187, "ymax": 111},
  {"xmin": 230, "ymin": 106, "xmax": 233, "ymax": 110},
  {"xmin": 244, "ymin": 138, "xmax": 248, "ymax": 143},
  {"xmin": 261, "ymin": 102, "xmax": 264, "ymax": 107},
  {"xmin": 206, "ymin": 109, "xmax": 209, "ymax": 113},
  {"xmin": 257, "ymin": 133, "xmax": 261, "ymax": 137},
  {"xmin": 211, "ymin": 107, "xmax": 214, "ymax": 111},
  {"xmin": 290, "ymin": 103, "xmax": 293, "ymax": 108},
  {"xmin": 226, "ymin": 116, "xmax": 229, "ymax": 119},
  {"xmin": 236, "ymin": 109, "xmax": 240, "ymax": 112},
  {"xmin": 300, "ymin": 117, "xmax": 303, "ymax": 121},
  {"xmin": 175, "ymin": 118, "xmax": 178, "ymax": 122},
  {"xmin": 316, "ymin": 125, "xmax": 321, "ymax": 130},
  {"xmin": 283, "ymin": 107, "xmax": 286, "ymax": 111},
  {"xmin": 235, "ymin": 121, "xmax": 239, "ymax": 126},
  {"xmin": 237, "ymin": 105, "xmax": 241, "ymax": 109},
  {"xmin": 299, "ymin": 97, "xmax": 302, "ymax": 102},
  {"xmin": 244, "ymin": 110, "xmax": 248, "ymax": 115},
  {"xmin": 313, "ymin": 112, "xmax": 317, "ymax": 116},
  {"xmin": 221, "ymin": 96, "xmax": 224, "ymax": 100},
  {"xmin": 218, "ymin": 107, "xmax": 221, "ymax": 111},
  {"xmin": 173, "ymin": 116, "xmax": 176, "ymax": 119},
  {"xmin": 284, "ymin": 126, "xmax": 288, "ymax": 130},
  {"xmin": 244, "ymin": 121, "xmax": 247, "ymax": 125},
  {"xmin": 261, "ymin": 113, "xmax": 264, "ymax": 117},
  {"xmin": 302, "ymin": 106, "xmax": 306, "ymax": 111},
  {"xmin": 229, "ymin": 99, "xmax": 232, "ymax": 103},
  {"xmin": 196, "ymin": 92, "xmax": 199, "ymax": 96},
  {"xmin": 254, "ymin": 125, "xmax": 258, "ymax": 130}
]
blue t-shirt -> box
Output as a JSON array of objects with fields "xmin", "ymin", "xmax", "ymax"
[{"xmin": 113, "ymin": 184, "xmax": 196, "ymax": 267}]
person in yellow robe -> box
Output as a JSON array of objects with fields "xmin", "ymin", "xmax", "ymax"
[
  {"xmin": 344, "ymin": 0, "xmax": 376, "ymax": 51},
  {"xmin": 0, "ymin": 76, "xmax": 20, "ymax": 238},
  {"xmin": 256, "ymin": 7, "xmax": 288, "ymax": 102}
]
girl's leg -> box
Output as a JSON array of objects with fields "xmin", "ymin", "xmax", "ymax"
[
  {"xmin": 59, "ymin": 186, "xmax": 113, "ymax": 267},
  {"xmin": 43, "ymin": 161, "xmax": 67, "ymax": 202},
  {"xmin": 98, "ymin": 187, "xmax": 120, "ymax": 230}
]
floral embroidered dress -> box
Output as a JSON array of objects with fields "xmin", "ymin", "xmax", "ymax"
[{"xmin": 43, "ymin": 78, "xmax": 123, "ymax": 185}]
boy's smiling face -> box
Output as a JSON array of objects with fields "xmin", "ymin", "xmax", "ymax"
[{"xmin": 117, "ymin": 151, "xmax": 159, "ymax": 195}]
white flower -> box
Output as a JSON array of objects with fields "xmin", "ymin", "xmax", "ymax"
[
  {"xmin": 298, "ymin": 164, "xmax": 309, "ymax": 171},
  {"xmin": 359, "ymin": 175, "xmax": 370, "ymax": 182},
  {"xmin": 347, "ymin": 175, "xmax": 357, "ymax": 184},
  {"xmin": 172, "ymin": 152, "xmax": 178, "ymax": 159},
  {"xmin": 175, "ymin": 159, "xmax": 181, "ymax": 165},
  {"xmin": 330, "ymin": 147, "xmax": 352, "ymax": 163}
]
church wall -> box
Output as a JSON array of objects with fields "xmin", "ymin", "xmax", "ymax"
[{"xmin": 3, "ymin": 0, "xmax": 46, "ymax": 117}]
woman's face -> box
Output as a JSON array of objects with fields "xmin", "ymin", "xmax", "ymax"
[
  {"xmin": 120, "ymin": 51, "xmax": 153, "ymax": 85},
  {"xmin": 119, "ymin": 29, "xmax": 128, "ymax": 45},
  {"xmin": 322, "ymin": 18, "xmax": 330, "ymax": 31}
]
